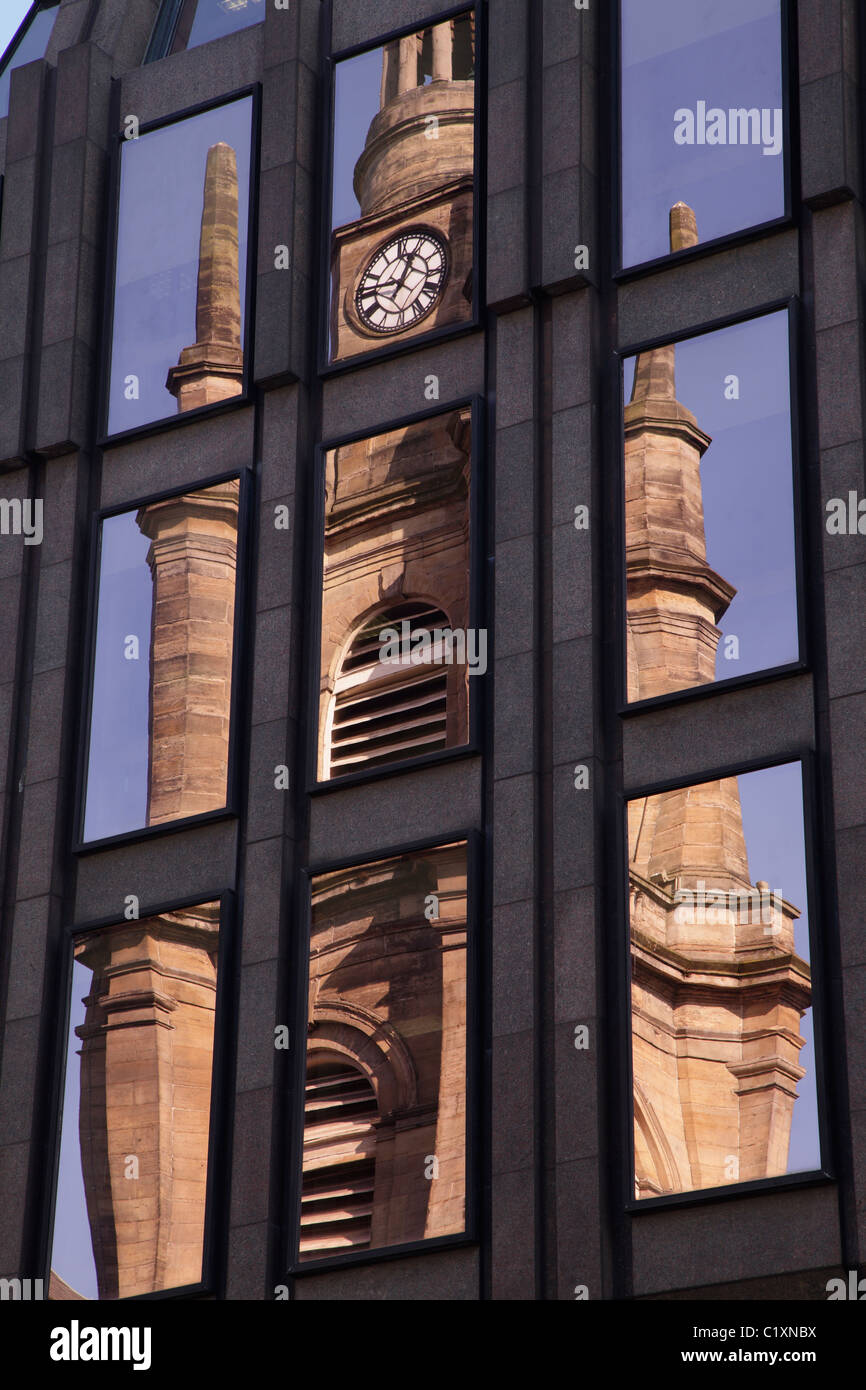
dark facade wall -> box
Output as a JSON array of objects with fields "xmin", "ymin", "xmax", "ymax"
[{"xmin": 0, "ymin": 0, "xmax": 862, "ymax": 1302}]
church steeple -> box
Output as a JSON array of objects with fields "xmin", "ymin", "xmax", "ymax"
[
  {"xmin": 627, "ymin": 204, "xmax": 811, "ymax": 1200},
  {"xmin": 625, "ymin": 203, "xmax": 736, "ymax": 703},
  {"xmin": 166, "ymin": 141, "xmax": 244, "ymax": 412}
]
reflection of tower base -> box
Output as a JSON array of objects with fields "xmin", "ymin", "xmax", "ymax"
[
  {"xmin": 75, "ymin": 907, "xmax": 219, "ymax": 1299},
  {"xmin": 304, "ymin": 846, "xmax": 467, "ymax": 1255},
  {"xmin": 631, "ymin": 916, "xmax": 810, "ymax": 1196},
  {"xmin": 165, "ymin": 343, "xmax": 244, "ymax": 413},
  {"xmin": 136, "ymin": 480, "xmax": 239, "ymax": 826},
  {"xmin": 629, "ymin": 771, "xmax": 811, "ymax": 1198}
]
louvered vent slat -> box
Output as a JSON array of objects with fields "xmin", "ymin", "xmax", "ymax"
[
  {"xmin": 300, "ymin": 1059, "xmax": 378, "ymax": 1261},
  {"xmin": 328, "ymin": 602, "xmax": 453, "ymax": 775}
]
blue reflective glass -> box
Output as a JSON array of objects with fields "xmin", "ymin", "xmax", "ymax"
[
  {"xmin": 623, "ymin": 310, "xmax": 798, "ymax": 701},
  {"xmin": 106, "ymin": 96, "xmax": 252, "ymax": 437},
  {"xmin": 621, "ymin": 0, "xmax": 785, "ymax": 267},
  {"xmin": 176, "ymin": 0, "xmax": 264, "ymax": 53},
  {"xmin": 0, "ymin": 4, "xmax": 59, "ymax": 118},
  {"xmin": 630, "ymin": 761, "xmax": 820, "ymax": 1201}
]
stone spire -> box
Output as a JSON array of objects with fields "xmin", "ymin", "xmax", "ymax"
[
  {"xmin": 166, "ymin": 142, "xmax": 244, "ymax": 412},
  {"xmin": 625, "ymin": 204, "xmax": 735, "ymax": 702},
  {"xmin": 627, "ymin": 204, "xmax": 811, "ymax": 1199}
]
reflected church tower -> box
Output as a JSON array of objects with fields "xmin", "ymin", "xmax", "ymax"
[
  {"xmin": 627, "ymin": 205, "xmax": 812, "ymax": 1197},
  {"xmin": 330, "ymin": 14, "xmax": 475, "ymax": 361},
  {"xmin": 55, "ymin": 169, "xmax": 242, "ymax": 1297}
]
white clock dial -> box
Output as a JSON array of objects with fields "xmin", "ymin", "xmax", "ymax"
[{"xmin": 355, "ymin": 231, "xmax": 448, "ymax": 334}]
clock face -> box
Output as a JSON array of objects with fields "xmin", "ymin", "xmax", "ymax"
[{"xmin": 355, "ymin": 231, "xmax": 448, "ymax": 334}]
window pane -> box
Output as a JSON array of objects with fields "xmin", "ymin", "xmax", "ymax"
[
  {"xmin": 329, "ymin": 13, "xmax": 476, "ymax": 363},
  {"xmin": 50, "ymin": 902, "xmax": 221, "ymax": 1299},
  {"xmin": 170, "ymin": 0, "xmax": 265, "ymax": 55},
  {"xmin": 302, "ymin": 844, "xmax": 468, "ymax": 1259},
  {"xmin": 624, "ymin": 304, "xmax": 797, "ymax": 702},
  {"xmin": 318, "ymin": 408, "xmax": 475, "ymax": 780},
  {"xmin": 629, "ymin": 762, "xmax": 819, "ymax": 1199},
  {"xmin": 0, "ymin": 4, "xmax": 59, "ymax": 118},
  {"xmin": 621, "ymin": 0, "xmax": 785, "ymax": 268},
  {"xmin": 106, "ymin": 97, "xmax": 252, "ymax": 436},
  {"xmin": 82, "ymin": 481, "xmax": 240, "ymax": 842}
]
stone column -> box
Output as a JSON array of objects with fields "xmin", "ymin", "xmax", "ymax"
[
  {"xmin": 380, "ymin": 41, "xmax": 399, "ymax": 107},
  {"xmin": 75, "ymin": 907, "xmax": 219, "ymax": 1299},
  {"xmin": 397, "ymin": 34, "xmax": 418, "ymax": 94},
  {"xmin": 166, "ymin": 141, "xmax": 244, "ymax": 413},
  {"xmin": 137, "ymin": 479, "xmax": 239, "ymax": 826},
  {"xmin": 431, "ymin": 22, "xmax": 452, "ymax": 82}
]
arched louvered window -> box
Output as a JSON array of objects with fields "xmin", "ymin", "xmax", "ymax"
[
  {"xmin": 300, "ymin": 1056, "xmax": 378, "ymax": 1260},
  {"xmin": 326, "ymin": 600, "xmax": 452, "ymax": 777}
]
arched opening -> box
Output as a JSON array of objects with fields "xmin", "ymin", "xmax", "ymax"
[{"xmin": 325, "ymin": 599, "xmax": 454, "ymax": 776}]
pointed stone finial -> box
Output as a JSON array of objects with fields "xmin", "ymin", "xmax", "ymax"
[
  {"xmin": 670, "ymin": 201, "xmax": 698, "ymax": 253},
  {"xmin": 626, "ymin": 202, "xmax": 702, "ymax": 417},
  {"xmin": 166, "ymin": 141, "xmax": 244, "ymax": 412}
]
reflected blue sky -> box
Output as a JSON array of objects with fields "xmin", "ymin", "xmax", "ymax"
[
  {"xmin": 107, "ymin": 97, "xmax": 252, "ymax": 436},
  {"xmin": 185, "ymin": 0, "xmax": 264, "ymax": 51},
  {"xmin": 332, "ymin": 47, "xmax": 382, "ymax": 231},
  {"xmin": 83, "ymin": 512, "xmax": 152, "ymax": 842},
  {"xmin": 0, "ymin": 2, "xmax": 58, "ymax": 117},
  {"xmin": 624, "ymin": 310, "xmax": 798, "ymax": 686},
  {"xmin": 621, "ymin": 0, "xmax": 784, "ymax": 266}
]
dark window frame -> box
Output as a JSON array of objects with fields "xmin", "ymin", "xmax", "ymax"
[
  {"xmin": 281, "ymin": 830, "xmax": 482, "ymax": 1279},
  {"xmin": 72, "ymin": 467, "xmax": 253, "ymax": 854},
  {"xmin": 305, "ymin": 395, "xmax": 486, "ymax": 795},
  {"xmin": 96, "ymin": 86, "xmax": 261, "ymax": 449},
  {"xmin": 618, "ymin": 751, "xmax": 833, "ymax": 1216},
  {"xmin": 41, "ymin": 889, "xmax": 238, "ymax": 1302},
  {"xmin": 317, "ymin": 2, "xmax": 486, "ymax": 377},
  {"xmin": 614, "ymin": 0, "xmax": 797, "ymax": 281},
  {"xmin": 614, "ymin": 298, "xmax": 808, "ymax": 718}
]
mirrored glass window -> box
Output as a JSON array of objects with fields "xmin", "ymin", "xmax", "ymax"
[
  {"xmin": 317, "ymin": 407, "xmax": 476, "ymax": 781},
  {"xmin": 623, "ymin": 301, "xmax": 797, "ymax": 703},
  {"xmin": 167, "ymin": 0, "xmax": 265, "ymax": 55},
  {"xmin": 50, "ymin": 902, "xmax": 221, "ymax": 1299},
  {"xmin": 82, "ymin": 480, "xmax": 240, "ymax": 843},
  {"xmin": 328, "ymin": 12, "xmax": 476, "ymax": 363},
  {"xmin": 106, "ymin": 96, "xmax": 252, "ymax": 437},
  {"xmin": 0, "ymin": 2, "xmax": 59, "ymax": 118},
  {"xmin": 629, "ymin": 762, "xmax": 819, "ymax": 1200},
  {"xmin": 621, "ymin": 0, "xmax": 785, "ymax": 268},
  {"xmin": 301, "ymin": 843, "xmax": 468, "ymax": 1260}
]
